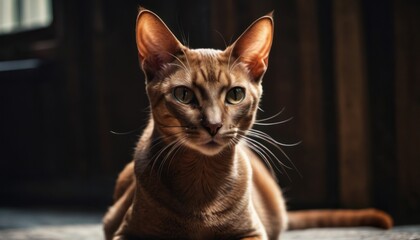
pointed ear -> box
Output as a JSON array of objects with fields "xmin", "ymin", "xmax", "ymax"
[
  {"xmin": 136, "ymin": 8, "xmax": 183, "ymax": 80},
  {"xmin": 229, "ymin": 13, "xmax": 274, "ymax": 82}
]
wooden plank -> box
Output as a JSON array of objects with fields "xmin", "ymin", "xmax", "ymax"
[
  {"xmin": 333, "ymin": 0, "xmax": 371, "ymax": 208},
  {"xmin": 210, "ymin": 0, "xmax": 235, "ymax": 49},
  {"xmin": 294, "ymin": 0, "xmax": 328, "ymax": 206},
  {"xmin": 362, "ymin": 0, "xmax": 397, "ymax": 217},
  {"xmin": 394, "ymin": 0, "xmax": 420, "ymax": 224}
]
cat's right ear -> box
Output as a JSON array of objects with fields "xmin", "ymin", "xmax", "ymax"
[
  {"xmin": 227, "ymin": 12, "xmax": 274, "ymax": 82},
  {"xmin": 136, "ymin": 8, "xmax": 183, "ymax": 80}
]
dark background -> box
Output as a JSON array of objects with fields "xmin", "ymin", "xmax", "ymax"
[{"xmin": 0, "ymin": 0, "xmax": 419, "ymax": 225}]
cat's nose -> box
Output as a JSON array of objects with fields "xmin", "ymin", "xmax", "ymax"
[{"xmin": 202, "ymin": 121, "xmax": 223, "ymax": 137}]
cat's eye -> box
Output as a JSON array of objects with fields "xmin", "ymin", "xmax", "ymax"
[
  {"xmin": 173, "ymin": 86, "xmax": 195, "ymax": 104},
  {"xmin": 226, "ymin": 87, "xmax": 245, "ymax": 105}
]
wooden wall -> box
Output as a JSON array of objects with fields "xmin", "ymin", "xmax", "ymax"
[
  {"xmin": 393, "ymin": 0, "xmax": 420, "ymax": 225},
  {"xmin": 0, "ymin": 0, "xmax": 419, "ymax": 224}
]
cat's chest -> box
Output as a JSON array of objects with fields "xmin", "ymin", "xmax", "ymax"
[{"xmin": 130, "ymin": 162, "xmax": 261, "ymax": 239}]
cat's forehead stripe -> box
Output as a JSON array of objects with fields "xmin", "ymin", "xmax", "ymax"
[
  {"xmin": 197, "ymin": 67, "xmax": 220, "ymax": 83},
  {"xmin": 191, "ymin": 80, "xmax": 208, "ymax": 101},
  {"xmin": 199, "ymin": 68, "xmax": 208, "ymax": 82}
]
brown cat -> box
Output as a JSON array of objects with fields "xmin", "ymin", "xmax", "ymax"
[{"xmin": 103, "ymin": 8, "xmax": 393, "ymax": 240}]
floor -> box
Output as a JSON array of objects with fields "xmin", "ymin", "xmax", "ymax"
[{"xmin": 0, "ymin": 208, "xmax": 419, "ymax": 240}]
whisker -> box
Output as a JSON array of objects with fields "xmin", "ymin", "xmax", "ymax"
[
  {"xmin": 166, "ymin": 52, "xmax": 191, "ymax": 76},
  {"xmin": 253, "ymin": 117, "xmax": 294, "ymax": 126},
  {"xmin": 229, "ymin": 54, "xmax": 243, "ymax": 73},
  {"xmin": 110, "ymin": 121, "xmax": 150, "ymax": 135},
  {"xmin": 247, "ymin": 129, "xmax": 302, "ymax": 177},
  {"xmin": 241, "ymin": 136, "xmax": 284, "ymax": 180},
  {"xmin": 226, "ymin": 128, "xmax": 298, "ymax": 176},
  {"xmin": 242, "ymin": 135, "xmax": 292, "ymax": 170},
  {"xmin": 227, "ymin": 46, "xmax": 234, "ymax": 73},
  {"xmin": 158, "ymin": 137, "xmax": 185, "ymax": 177},
  {"xmin": 236, "ymin": 130, "xmax": 295, "ymax": 181},
  {"xmin": 177, "ymin": 18, "xmax": 188, "ymax": 47},
  {"xmin": 228, "ymin": 47, "xmax": 247, "ymax": 74},
  {"xmin": 249, "ymin": 129, "xmax": 302, "ymax": 147},
  {"xmin": 149, "ymin": 139, "xmax": 179, "ymax": 177},
  {"xmin": 214, "ymin": 30, "xmax": 228, "ymax": 48},
  {"xmin": 180, "ymin": 48, "xmax": 192, "ymax": 74},
  {"xmin": 167, "ymin": 63, "xmax": 188, "ymax": 71},
  {"xmin": 255, "ymin": 107, "xmax": 286, "ymax": 122},
  {"xmin": 166, "ymin": 139, "xmax": 186, "ymax": 174},
  {"xmin": 268, "ymin": 139, "xmax": 301, "ymax": 178},
  {"xmin": 236, "ymin": 137, "xmax": 277, "ymax": 178},
  {"xmin": 110, "ymin": 127, "xmax": 142, "ymax": 135},
  {"xmin": 149, "ymin": 131, "xmax": 184, "ymax": 151}
]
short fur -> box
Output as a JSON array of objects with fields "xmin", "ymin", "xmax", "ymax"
[{"xmin": 103, "ymin": 8, "xmax": 392, "ymax": 240}]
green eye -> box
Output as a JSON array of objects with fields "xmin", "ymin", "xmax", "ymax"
[
  {"xmin": 226, "ymin": 87, "xmax": 245, "ymax": 104},
  {"xmin": 173, "ymin": 86, "xmax": 195, "ymax": 104}
]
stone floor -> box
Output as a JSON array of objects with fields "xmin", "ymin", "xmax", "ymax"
[
  {"xmin": 0, "ymin": 208, "xmax": 419, "ymax": 240},
  {"xmin": 0, "ymin": 208, "xmax": 104, "ymax": 240}
]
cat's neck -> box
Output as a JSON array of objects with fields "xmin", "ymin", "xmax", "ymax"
[{"xmin": 134, "ymin": 119, "xmax": 251, "ymax": 213}]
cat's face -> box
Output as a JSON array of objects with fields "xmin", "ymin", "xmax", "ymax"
[
  {"xmin": 146, "ymin": 49, "xmax": 262, "ymax": 155},
  {"xmin": 136, "ymin": 9, "xmax": 273, "ymax": 156}
]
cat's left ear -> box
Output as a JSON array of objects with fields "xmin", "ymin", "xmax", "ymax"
[{"xmin": 228, "ymin": 12, "xmax": 274, "ymax": 82}]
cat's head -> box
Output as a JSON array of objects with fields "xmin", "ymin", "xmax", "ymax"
[{"xmin": 136, "ymin": 8, "xmax": 273, "ymax": 156}]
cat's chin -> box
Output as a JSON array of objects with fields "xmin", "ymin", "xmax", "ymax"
[{"xmin": 186, "ymin": 140, "xmax": 229, "ymax": 156}]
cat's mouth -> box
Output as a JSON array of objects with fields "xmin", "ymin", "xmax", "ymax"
[
  {"xmin": 186, "ymin": 134, "xmax": 229, "ymax": 156},
  {"xmin": 204, "ymin": 140, "xmax": 221, "ymax": 148},
  {"xmin": 192, "ymin": 139, "xmax": 224, "ymax": 156}
]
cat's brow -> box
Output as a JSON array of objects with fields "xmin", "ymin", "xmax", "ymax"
[
  {"xmin": 193, "ymin": 80, "xmax": 231, "ymax": 102},
  {"xmin": 192, "ymin": 81, "xmax": 208, "ymax": 101}
]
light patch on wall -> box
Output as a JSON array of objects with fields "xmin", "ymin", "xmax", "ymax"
[{"xmin": 0, "ymin": 0, "xmax": 52, "ymax": 34}]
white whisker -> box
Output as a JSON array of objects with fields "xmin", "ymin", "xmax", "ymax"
[
  {"xmin": 158, "ymin": 137, "xmax": 186, "ymax": 177},
  {"xmin": 247, "ymin": 129, "xmax": 302, "ymax": 177},
  {"xmin": 238, "ymin": 137, "xmax": 277, "ymax": 178},
  {"xmin": 150, "ymin": 139, "xmax": 179, "ymax": 177},
  {"xmin": 149, "ymin": 131, "xmax": 183, "ymax": 151},
  {"xmin": 166, "ymin": 52, "xmax": 191, "ymax": 76},
  {"xmin": 249, "ymin": 129, "xmax": 302, "ymax": 147},
  {"xmin": 166, "ymin": 139, "xmax": 186, "ymax": 174},
  {"xmin": 229, "ymin": 54, "xmax": 244, "ymax": 73},
  {"xmin": 253, "ymin": 117, "xmax": 294, "ymax": 126},
  {"xmin": 243, "ymin": 135, "xmax": 292, "ymax": 171},
  {"xmin": 255, "ymin": 108, "xmax": 285, "ymax": 122},
  {"xmin": 180, "ymin": 48, "xmax": 192, "ymax": 73},
  {"xmin": 227, "ymin": 47, "xmax": 234, "ymax": 73}
]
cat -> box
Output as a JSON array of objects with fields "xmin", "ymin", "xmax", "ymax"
[{"xmin": 103, "ymin": 8, "xmax": 393, "ymax": 240}]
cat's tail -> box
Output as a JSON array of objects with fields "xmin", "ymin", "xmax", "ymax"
[{"xmin": 287, "ymin": 208, "xmax": 393, "ymax": 230}]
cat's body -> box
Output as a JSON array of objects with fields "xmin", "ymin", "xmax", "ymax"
[
  {"xmin": 104, "ymin": 120, "xmax": 287, "ymax": 239},
  {"xmin": 103, "ymin": 8, "xmax": 392, "ymax": 240}
]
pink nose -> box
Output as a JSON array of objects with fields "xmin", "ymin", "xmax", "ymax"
[{"xmin": 202, "ymin": 121, "xmax": 223, "ymax": 136}]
